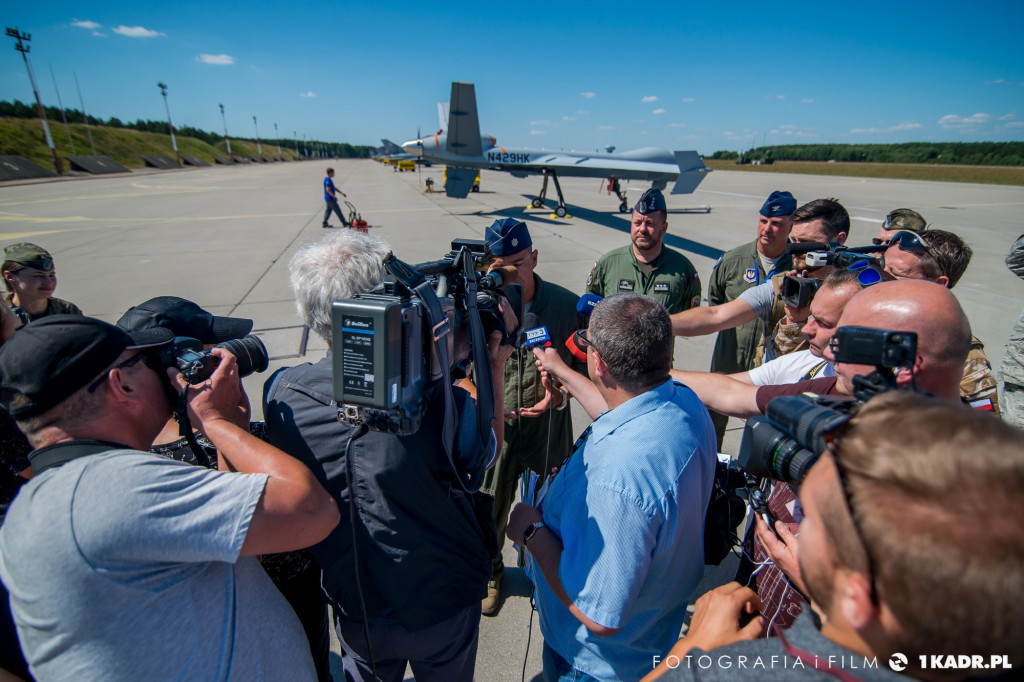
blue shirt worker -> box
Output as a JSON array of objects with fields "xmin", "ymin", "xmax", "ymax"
[
  {"xmin": 586, "ymin": 188, "xmax": 701, "ymax": 314},
  {"xmin": 508, "ymin": 294, "xmax": 716, "ymax": 682},
  {"xmin": 322, "ymin": 167, "xmax": 350, "ymax": 228}
]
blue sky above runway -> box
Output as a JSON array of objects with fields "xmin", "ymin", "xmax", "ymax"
[{"xmin": 2, "ymin": 1, "xmax": 1022, "ymax": 154}]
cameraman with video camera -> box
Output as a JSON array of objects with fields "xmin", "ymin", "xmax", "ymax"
[
  {"xmin": 644, "ymin": 390, "xmax": 1024, "ymax": 681},
  {"xmin": 263, "ymin": 230, "xmax": 515, "ymax": 682},
  {"xmin": 0, "ymin": 316, "xmax": 340, "ymax": 680}
]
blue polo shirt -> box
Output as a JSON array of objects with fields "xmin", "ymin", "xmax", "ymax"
[
  {"xmin": 324, "ymin": 176, "xmax": 337, "ymax": 202},
  {"xmin": 527, "ymin": 379, "xmax": 716, "ymax": 681}
]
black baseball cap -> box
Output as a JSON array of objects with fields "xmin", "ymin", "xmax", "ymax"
[
  {"xmin": 0, "ymin": 315, "xmax": 172, "ymax": 419},
  {"xmin": 634, "ymin": 188, "xmax": 667, "ymax": 215},
  {"xmin": 116, "ymin": 296, "xmax": 253, "ymax": 343}
]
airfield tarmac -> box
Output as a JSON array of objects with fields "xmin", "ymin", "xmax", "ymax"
[{"xmin": 1, "ymin": 161, "xmax": 1022, "ymax": 680}]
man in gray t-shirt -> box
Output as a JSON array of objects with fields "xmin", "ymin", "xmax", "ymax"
[{"xmin": 0, "ymin": 317, "xmax": 339, "ymax": 680}]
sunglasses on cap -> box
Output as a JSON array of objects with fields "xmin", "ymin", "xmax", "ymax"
[{"xmin": 847, "ymin": 259, "xmax": 884, "ymax": 287}]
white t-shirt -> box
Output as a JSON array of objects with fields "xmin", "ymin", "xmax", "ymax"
[{"xmin": 746, "ymin": 349, "xmax": 835, "ymax": 386}]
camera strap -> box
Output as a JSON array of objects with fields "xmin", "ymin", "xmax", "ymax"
[{"xmin": 28, "ymin": 439, "xmax": 134, "ymax": 474}]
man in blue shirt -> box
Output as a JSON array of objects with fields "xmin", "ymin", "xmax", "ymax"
[
  {"xmin": 508, "ymin": 293, "xmax": 716, "ymax": 682},
  {"xmin": 322, "ymin": 167, "xmax": 350, "ymax": 228}
]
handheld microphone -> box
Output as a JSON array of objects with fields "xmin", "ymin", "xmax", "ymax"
[
  {"xmin": 576, "ymin": 293, "xmax": 602, "ymax": 317},
  {"xmin": 565, "ymin": 331, "xmax": 587, "ymax": 363},
  {"xmin": 521, "ymin": 313, "xmax": 551, "ymax": 348}
]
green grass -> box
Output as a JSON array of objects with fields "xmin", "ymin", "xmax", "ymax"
[
  {"xmin": 0, "ymin": 117, "xmax": 299, "ymax": 170},
  {"xmin": 704, "ymin": 159, "xmax": 1024, "ymax": 186}
]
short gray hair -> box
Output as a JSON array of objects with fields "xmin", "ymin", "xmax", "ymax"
[
  {"xmin": 589, "ymin": 293, "xmax": 672, "ymax": 392},
  {"xmin": 289, "ymin": 230, "xmax": 392, "ymax": 343}
]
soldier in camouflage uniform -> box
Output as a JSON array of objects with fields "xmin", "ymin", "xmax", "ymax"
[
  {"xmin": 1000, "ymin": 234, "xmax": 1024, "ymax": 429},
  {"xmin": 2, "ymin": 243, "xmax": 83, "ymax": 327},
  {"xmin": 586, "ymin": 188, "xmax": 701, "ymax": 315},
  {"xmin": 881, "ymin": 226, "xmax": 1000, "ymax": 413}
]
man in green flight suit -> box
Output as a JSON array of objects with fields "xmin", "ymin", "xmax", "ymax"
[
  {"xmin": 480, "ymin": 218, "xmax": 582, "ymax": 617},
  {"xmin": 707, "ymin": 190, "xmax": 796, "ymax": 448},
  {"xmin": 586, "ymin": 188, "xmax": 701, "ymax": 314}
]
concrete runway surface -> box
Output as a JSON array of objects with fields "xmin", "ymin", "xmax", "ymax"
[{"xmin": 2, "ymin": 161, "xmax": 1021, "ymax": 680}]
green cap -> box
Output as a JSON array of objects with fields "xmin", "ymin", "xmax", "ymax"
[
  {"xmin": 882, "ymin": 209, "xmax": 926, "ymax": 234},
  {"xmin": 3, "ymin": 243, "xmax": 54, "ymax": 271}
]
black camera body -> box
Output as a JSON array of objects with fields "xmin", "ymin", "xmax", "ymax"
[
  {"xmin": 160, "ymin": 335, "xmax": 270, "ymax": 385},
  {"xmin": 780, "ymin": 275, "xmax": 822, "ymax": 308},
  {"xmin": 331, "ymin": 239, "xmax": 523, "ymax": 435},
  {"xmin": 737, "ymin": 325, "xmax": 918, "ymax": 485},
  {"xmin": 789, "ymin": 241, "xmax": 885, "ymax": 270}
]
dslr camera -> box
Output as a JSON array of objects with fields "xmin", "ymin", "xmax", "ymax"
[
  {"xmin": 160, "ymin": 335, "xmax": 270, "ymax": 384},
  {"xmin": 737, "ymin": 325, "xmax": 917, "ymax": 485},
  {"xmin": 331, "ymin": 238, "xmax": 523, "ymax": 435}
]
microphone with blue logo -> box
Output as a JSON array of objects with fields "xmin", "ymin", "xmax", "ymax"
[
  {"xmin": 565, "ymin": 294, "xmax": 602, "ymax": 361},
  {"xmin": 521, "ymin": 313, "xmax": 551, "ymax": 348}
]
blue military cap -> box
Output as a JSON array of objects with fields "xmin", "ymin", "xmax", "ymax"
[
  {"xmin": 485, "ymin": 218, "xmax": 532, "ymax": 257},
  {"xmin": 634, "ymin": 188, "xmax": 667, "ymax": 215},
  {"xmin": 760, "ymin": 191, "xmax": 797, "ymax": 217}
]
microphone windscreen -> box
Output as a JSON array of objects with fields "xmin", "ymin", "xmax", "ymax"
[{"xmin": 576, "ymin": 293, "xmax": 603, "ymax": 317}]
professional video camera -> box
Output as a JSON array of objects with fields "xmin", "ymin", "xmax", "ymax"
[
  {"xmin": 737, "ymin": 325, "xmax": 917, "ymax": 485},
  {"xmin": 159, "ymin": 335, "xmax": 270, "ymax": 385},
  {"xmin": 779, "ymin": 274, "xmax": 821, "ymax": 309},
  {"xmin": 330, "ymin": 238, "xmax": 523, "ymax": 436},
  {"xmin": 787, "ymin": 241, "xmax": 886, "ymax": 270}
]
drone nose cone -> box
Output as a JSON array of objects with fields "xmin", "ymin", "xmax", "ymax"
[{"xmin": 401, "ymin": 140, "xmax": 423, "ymax": 156}]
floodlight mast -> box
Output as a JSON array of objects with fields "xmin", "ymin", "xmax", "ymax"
[
  {"xmin": 157, "ymin": 82, "xmax": 180, "ymax": 166},
  {"xmin": 6, "ymin": 27, "xmax": 63, "ymax": 174},
  {"xmin": 219, "ymin": 103, "xmax": 232, "ymax": 155},
  {"xmin": 48, "ymin": 63, "xmax": 75, "ymax": 155},
  {"xmin": 73, "ymin": 72, "xmax": 96, "ymax": 155},
  {"xmin": 253, "ymin": 116, "xmax": 262, "ymax": 157}
]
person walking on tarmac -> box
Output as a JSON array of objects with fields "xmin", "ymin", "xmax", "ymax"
[{"xmin": 322, "ymin": 168, "xmax": 351, "ymax": 229}]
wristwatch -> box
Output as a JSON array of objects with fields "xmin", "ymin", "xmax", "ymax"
[
  {"xmin": 522, "ymin": 521, "xmax": 546, "ymax": 547},
  {"xmin": 555, "ymin": 386, "xmax": 569, "ymax": 411}
]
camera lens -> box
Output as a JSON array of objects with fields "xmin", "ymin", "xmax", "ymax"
[{"xmin": 215, "ymin": 335, "xmax": 270, "ymax": 378}]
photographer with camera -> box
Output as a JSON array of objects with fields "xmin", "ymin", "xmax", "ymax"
[
  {"xmin": 644, "ymin": 390, "xmax": 1024, "ymax": 681},
  {"xmin": 0, "ymin": 316, "xmax": 339, "ymax": 680},
  {"xmin": 509, "ymin": 293, "xmax": 716, "ymax": 682},
  {"xmin": 878, "ymin": 226, "xmax": 999, "ymax": 414},
  {"xmin": 263, "ymin": 230, "xmax": 514, "ymax": 682}
]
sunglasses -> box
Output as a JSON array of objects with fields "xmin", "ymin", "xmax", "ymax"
[
  {"xmin": 573, "ymin": 328, "xmax": 600, "ymax": 354},
  {"xmin": 86, "ymin": 351, "xmax": 161, "ymax": 393},
  {"xmin": 885, "ymin": 230, "xmax": 939, "ymax": 261},
  {"xmin": 847, "ymin": 259, "xmax": 884, "ymax": 286}
]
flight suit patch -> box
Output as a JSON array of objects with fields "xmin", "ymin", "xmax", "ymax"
[
  {"xmin": 743, "ymin": 268, "xmax": 758, "ymax": 284},
  {"xmin": 617, "ymin": 279, "xmax": 635, "ymax": 292},
  {"xmin": 653, "ymin": 281, "xmax": 671, "ymax": 293}
]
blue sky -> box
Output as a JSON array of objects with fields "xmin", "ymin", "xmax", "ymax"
[{"xmin": 3, "ymin": 1, "xmax": 1022, "ymax": 155}]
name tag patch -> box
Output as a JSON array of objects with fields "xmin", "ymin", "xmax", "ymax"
[
  {"xmin": 617, "ymin": 279, "xmax": 635, "ymax": 292},
  {"xmin": 653, "ymin": 281, "xmax": 671, "ymax": 293}
]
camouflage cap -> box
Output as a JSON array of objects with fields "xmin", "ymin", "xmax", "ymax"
[
  {"xmin": 3, "ymin": 243, "xmax": 54, "ymax": 271},
  {"xmin": 882, "ymin": 208, "xmax": 927, "ymax": 233}
]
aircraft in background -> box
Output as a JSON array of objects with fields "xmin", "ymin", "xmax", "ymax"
[
  {"xmin": 373, "ymin": 139, "xmax": 426, "ymax": 170},
  {"xmin": 402, "ymin": 82, "xmax": 711, "ymax": 217}
]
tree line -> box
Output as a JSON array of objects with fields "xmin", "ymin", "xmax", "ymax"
[
  {"xmin": 0, "ymin": 99, "xmax": 375, "ymax": 158},
  {"xmin": 710, "ymin": 142, "xmax": 1024, "ymax": 166}
]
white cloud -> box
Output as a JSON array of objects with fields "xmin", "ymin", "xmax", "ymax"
[
  {"xmin": 666, "ymin": 122, "xmax": 686, "ymax": 128},
  {"xmin": 92, "ymin": 31, "xmax": 105, "ymax": 37},
  {"xmin": 529, "ymin": 120, "xmax": 553, "ymax": 126},
  {"xmin": 530, "ymin": 129, "xmax": 546, "ymax": 135},
  {"xmin": 682, "ymin": 97, "xmax": 695, "ymax": 103},
  {"xmin": 986, "ymin": 79, "xmax": 1006, "ymax": 84},
  {"xmin": 597, "ymin": 125, "xmax": 618, "ymax": 130},
  {"xmin": 299, "ymin": 91, "xmax": 317, "ymax": 98},
  {"xmin": 652, "ymin": 108, "xmax": 666, "ymax": 115},
  {"xmin": 641, "ymin": 95, "xmax": 659, "ymax": 103},
  {"xmin": 801, "ymin": 98, "xmax": 815, "ymax": 103},
  {"xmin": 937, "ymin": 113, "xmax": 991, "ymax": 130},
  {"xmin": 580, "ymin": 92, "xmax": 596, "ymax": 98},
  {"xmin": 998, "ymin": 113, "xmax": 1015, "ymax": 121},
  {"xmin": 849, "ymin": 121, "xmax": 922, "ymax": 134},
  {"xmin": 777, "ymin": 95, "xmax": 786, "ymax": 100},
  {"xmin": 562, "ymin": 115, "xmax": 576, "ymax": 121},
  {"xmin": 1006, "ymin": 121, "xmax": 1024, "ymax": 128},
  {"xmin": 112, "ymin": 25, "xmax": 164, "ymax": 38},
  {"xmin": 71, "ymin": 19, "xmax": 100, "ymax": 30},
  {"xmin": 632, "ymin": 119, "xmax": 646, "ymax": 124},
  {"xmin": 196, "ymin": 53, "xmax": 234, "ymax": 65}
]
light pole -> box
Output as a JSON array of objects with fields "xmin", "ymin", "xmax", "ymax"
[
  {"xmin": 6, "ymin": 27, "xmax": 62, "ymax": 174},
  {"xmin": 73, "ymin": 72, "xmax": 96, "ymax": 155},
  {"xmin": 219, "ymin": 103, "xmax": 232, "ymax": 155},
  {"xmin": 274, "ymin": 122, "xmax": 281, "ymax": 158},
  {"xmin": 293, "ymin": 130, "xmax": 299, "ymax": 156},
  {"xmin": 253, "ymin": 116, "xmax": 262, "ymax": 158},
  {"xmin": 48, "ymin": 63, "xmax": 75, "ymax": 155},
  {"xmin": 157, "ymin": 82, "xmax": 180, "ymax": 166}
]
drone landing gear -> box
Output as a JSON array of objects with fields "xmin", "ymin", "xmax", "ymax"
[{"xmin": 532, "ymin": 169, "xmax": 569, "ymax": 218}]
